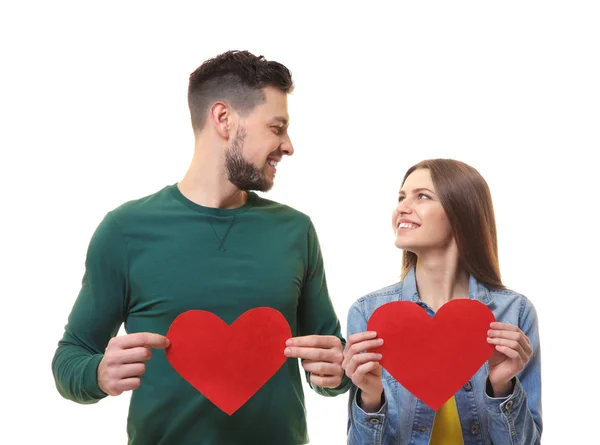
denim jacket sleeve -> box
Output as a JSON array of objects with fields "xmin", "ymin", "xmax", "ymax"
[
  {"xmin": 347, "ymin": 300, "xmax": 393, "ymax": 445},
  {"xmin": 484, "ymin": 296, "xmax": 543, "ymax": 445}
]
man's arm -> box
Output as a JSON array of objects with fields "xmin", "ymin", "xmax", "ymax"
[
  {"xmin": 51, "ymin": 211, "xmax": 129, "ymax": 403},
  {"xmin": 288, "ymin": 218, "xmax": 351, "ymax": 396}
]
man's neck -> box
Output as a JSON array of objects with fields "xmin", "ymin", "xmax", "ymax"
[{"xmin": 177, "ymin": 142, "xmax": 248, "ymax": 209}]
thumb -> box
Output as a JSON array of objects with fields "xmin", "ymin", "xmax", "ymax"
[{"xmin": 140, "ymin": 332, "xmax": 171, "ymax": 349}]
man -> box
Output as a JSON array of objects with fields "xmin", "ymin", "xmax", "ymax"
[{"xmin": 52, "ymin": 50, "xmax": 350, "ymax": 444}]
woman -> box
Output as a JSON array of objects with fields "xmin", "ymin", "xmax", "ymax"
[{"xmin": 343, "ymin": 159, "xmax": 542, "ymax": 445}]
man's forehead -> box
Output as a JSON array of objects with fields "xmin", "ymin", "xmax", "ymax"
[
  {"xmin": 249, "ymin": 87, "xmax": 289, "ymax": 121},
  {"xmin": 263, "ymin": 87, "xmax": 288, "ymax": 104}
]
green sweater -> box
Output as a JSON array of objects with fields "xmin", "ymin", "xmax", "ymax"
[{"xmin": 52, "ymin": 184, "xmax": 350, "ymax": 444}]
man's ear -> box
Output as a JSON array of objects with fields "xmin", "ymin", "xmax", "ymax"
[{"xmin": 209, "ymin": 101, "xmax": 234, "ymax": 140}]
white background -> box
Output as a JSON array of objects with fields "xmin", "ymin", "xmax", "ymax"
[{"xmin": 1, "ymin": 1, "xmax": 598, "ymax": 444}]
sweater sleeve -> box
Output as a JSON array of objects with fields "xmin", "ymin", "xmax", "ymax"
[
  {"xmin": 51, "ymin": 211, "xmax": 129, "ymax": 404},
  {"xmin": 296, "ymin": 219, "xmax": 351, "ymax": 396}
]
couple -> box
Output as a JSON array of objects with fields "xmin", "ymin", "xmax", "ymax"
[{"xmin": 51, "ymin": 50, "xmax": 542, "ymax": 445}]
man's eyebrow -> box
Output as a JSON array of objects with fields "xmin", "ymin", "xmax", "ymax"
[{"xmin": 271, "ymin": 116, "xmax": 289, "ymax": 126}]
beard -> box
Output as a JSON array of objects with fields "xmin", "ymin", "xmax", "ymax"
[{"xmin": 225, "ymin": 126, "xmax": 272, "ymax": 192}]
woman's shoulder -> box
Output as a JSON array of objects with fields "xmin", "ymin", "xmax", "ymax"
[
  {"xmin": 348, "ymin": 281, "xmax": 404, "ymax": 319},
  {"xmin": 487, "ymin": 285, "xmax": 539, "ymax": 322},
  {"xmin": 362, "ymin": 281, "xmax": 404, "ymax": 300}
]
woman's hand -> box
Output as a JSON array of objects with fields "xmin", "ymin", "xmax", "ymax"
[
  {"xmin": 487, "ymin": 322, "xmax": 533, "ymax": 397},
  {"xmin": 342, "ymin": 331, "xmax": 384, "ymax": 412}
]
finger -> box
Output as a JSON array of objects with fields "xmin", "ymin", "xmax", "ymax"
[
  {"xmin": 489, "ymin": 322, "xmax": 526, "ymax": 339},
  {"xmin": 115, "ymin": 333, "xmax": 171, "ymax": 349},
  {"xmin": 286, "ymin": 335, "xmax": 341, "ymax": 349},
  {"xmin": 490, "ymin": 321, "xmax": 518, "ymax": 330},
  {"xmin": 350, "ymin": 353, "xmax": 383, "ymax": 366},
  {"xmin": 309, "ymin": 373, "xmax": 341, "ymax": 388},
  {"xmin": 488, "ymin": 330, "xmax": 532, "ymax": 355},
  {"xmin": 487, "ymin": 337, "xmax": 529, "ymax": 363},
  {"xmin": 346, "ymin": 331, "xmax": 378, "ymax": 346},
  {"xmin": 348, "ymin": 339, "xmax": 384, "ymax": 355},
  {"xmin": 302, "ymin": 360, "xmax": 343, "ymax": 376},
  {"xmin": 116, "ymin": 363, "xmax": 147, "ymax": 379},
  {"xmin": 352, "ymin": 361, "xmax": 381, "ymax": 385},
  {"xmin": 342, "ymin": 339, "xmax": 384, "ymax": 369},
  {"xmin": 120, "ymin": 347, "xmax": 153, "ymax": 364},
  {"xmin": 510, "ymin": 333, "xmax": 533, "ymax": 357},
  {"xmin": 523, "ymin": 340, "xmax": 533, "ymax": 357},
  {"xmin": 488, "ymin": 328, "xmax": 528, "ymax": 342},
  {"xmin": 116, "ymin": 377, "xmax": 142, "ymax": 393},
  {"xmin": 494, "ymin": 345, "xmax": 523, "ymax": 362},
  {"xmin": 345, "ymin": 353, "xmax": 382, "ymax": 376},
  {"xmin": 284, "ymin": 346, "xmax": 337, "ymax": 362}
]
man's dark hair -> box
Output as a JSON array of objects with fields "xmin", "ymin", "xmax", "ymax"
[{"xmin": 188, "ymin": 50, "xmax": 294, "ymax": 133}]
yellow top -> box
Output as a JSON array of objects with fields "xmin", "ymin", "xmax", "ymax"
[{"xmin": 429, "ymin": 396, "xmax": 464, "ymax": 444}]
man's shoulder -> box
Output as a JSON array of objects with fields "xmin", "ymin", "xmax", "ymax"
[
  {"xmin": 110, "ymin": 184, "xmax": 172, "ymax": 216},
  {"xmin": 97, "ymin": 184, "xmax": 173, "ymax": 230},
  {"xmin": 252, "ymin": 193, "xmax": 312, "ymax": 223}
]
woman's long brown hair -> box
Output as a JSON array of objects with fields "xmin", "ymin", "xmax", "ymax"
[{"xmin": 401, "ymin": 159, "xmax": 505, "ymax": 290}]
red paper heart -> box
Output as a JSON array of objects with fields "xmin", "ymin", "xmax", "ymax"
[
  {"xmin": 367, "ymin": 299, "xmax": 496, "ymax": 411},
  {"xmin": 166, "ymin": 307, "xmax": 291, "ymax": 415}
]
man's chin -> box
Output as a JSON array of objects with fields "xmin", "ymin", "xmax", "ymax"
[
  {"xmin": 241, "ymin": 180, "xmax": 273, "ymax": 193},
  {"xmin": 263, "ymin": 180, "xmax": 274, "ymax": 192},
  {"xmin": 251, "ymin": 185, "xmax": 273, "ymax": 193},
  {"xmin": 255, "ymin": 176, "xmax": 274, "ymax": 192}
]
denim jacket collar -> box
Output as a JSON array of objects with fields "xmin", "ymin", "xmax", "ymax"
[{"xmin": 401, "ymin": 266, "xmax": 495, "ymax": 306}]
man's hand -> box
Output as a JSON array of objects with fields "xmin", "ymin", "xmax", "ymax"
[
  {"xmin": 98, "ymin": 332, "xmax": 170, "ymax": 396},
  {"xmin": 284, "ymin": 335, "xmax": 344, "ymax": 388}
]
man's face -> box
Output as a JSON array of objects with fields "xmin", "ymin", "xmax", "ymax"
[{"xmin": 225, "ymin": 87, "xmax": 294, "ymax": 192}]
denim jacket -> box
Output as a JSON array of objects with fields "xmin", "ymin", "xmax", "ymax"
[{"xmin": 346, "ymin": 267, "xmax": 542, "ymax": 445}]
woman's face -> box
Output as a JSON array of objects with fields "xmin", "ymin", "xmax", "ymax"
[{"xmin": 391, "ymin": 168, "xmax": 454, "ymax": 254}]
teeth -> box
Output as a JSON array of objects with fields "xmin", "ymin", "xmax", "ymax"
[
  {"xmin": 398, "ymin": 222, "xmax": 418, "ymax": 229},
  {"xmin": 268, "ymin": 160, "xmax": 278, "ymax": 167}
]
